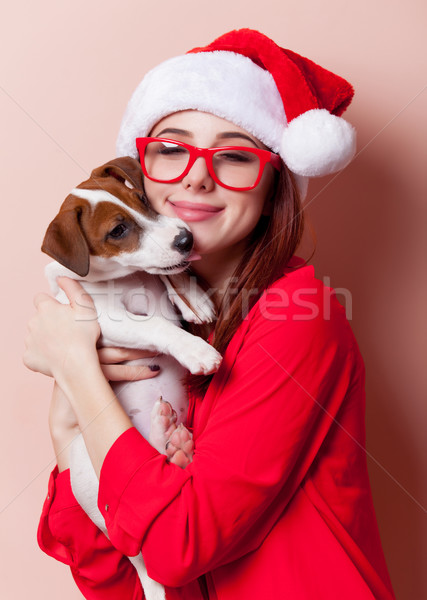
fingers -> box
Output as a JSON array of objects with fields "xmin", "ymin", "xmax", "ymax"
[
  {"xmin": 97, "ymin": 347, "xmax": 161, "ymax": 364},
  {"xmin": 33, "ymin": 278, "xmax": 95, "ymax": 315},
  {"xmin": 33, "ymin": 292, "xmax": 55, "ymax": 309},
  {"xmin": 100, "ymin": 363, "xmax": 161, "ymax": 382},
  {"xmin": 57, "ymin": 277, "xmax": 96, "ymax": 312},
  {"xmin": 97, "ymin": 347, "xmax": 163, "ymax": 381},
  {"xmin": 26, "ymin": 281, "xmax": 100, "ymax": 379}
]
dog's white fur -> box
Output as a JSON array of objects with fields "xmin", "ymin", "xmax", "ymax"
[{"xmin": 43, "ymin": 159, "xmax": 221, "ymax": 600}]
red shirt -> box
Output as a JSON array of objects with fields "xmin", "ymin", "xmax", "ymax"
[{"xmin": 38, "ymin": 261, "xmax": 396, "ymax": 599}]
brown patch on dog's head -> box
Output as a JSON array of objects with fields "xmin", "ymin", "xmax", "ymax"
[
  {"xmin": 41, "ymin": 157, "xmax": 153, "ymax": 276},
  {"xmin": 78, "ymin": 156, "xmax": 156, "ymax": 217},
  {"xmin": 78, "ymin": 199, "xmax": 141, "ymax": 259},
  {"xmin": 90, "ymin": 156, "xmax": 144, "ymax": 190}
]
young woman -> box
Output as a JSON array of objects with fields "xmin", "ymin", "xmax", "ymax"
[{"xmin": 24, "ymin": 29, "xmax": 396, "ymax": 599}]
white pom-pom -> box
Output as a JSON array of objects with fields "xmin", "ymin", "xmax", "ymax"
[{"xmin": 280, "ymin": 109, "xmax": 356, "ymax": 177}]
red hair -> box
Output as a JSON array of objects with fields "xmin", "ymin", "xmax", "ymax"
[{"xmin": 187, "ymin": 165, "xmax": 305, "ymax": 395}]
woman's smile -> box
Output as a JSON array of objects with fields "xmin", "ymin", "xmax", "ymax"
[{"xmin": 167, "ymin": 199, "xmax": 224, "ymax": 222}]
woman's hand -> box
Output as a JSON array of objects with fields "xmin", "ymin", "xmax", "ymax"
[
  {"xmin": 23, "ymin": 277, "xmax": 101, "ymax": 381},
  {"xmin": 47, "ymin": 347, "xmax": 161, "ymax": 472},
  {"xmin": 98, "ymin": 347, "xmax": 162, "ymax": 382},
  {"xmin": 24, "ymin": 277, "xmax": 164, "ymax": 383},
  {"xmin": 25, "ymin": 277, "xmax": 164, "ymax": 474}
]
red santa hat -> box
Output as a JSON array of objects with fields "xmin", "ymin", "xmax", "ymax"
[{"xmin": 116, "ymin": 29, "xmax": 356, "ymax": 199}]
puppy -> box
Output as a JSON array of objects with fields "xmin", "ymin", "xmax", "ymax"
[{"xmin": 42, "ymin": 157, "xmax": 221, "ymax": 600}]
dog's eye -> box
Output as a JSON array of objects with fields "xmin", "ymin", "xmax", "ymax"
[{"xmin": 108, "ymin": 224, "xmax": 128, "ymax": 239}]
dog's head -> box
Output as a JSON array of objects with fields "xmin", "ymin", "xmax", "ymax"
[{"xmin": 42, "ymin": 157, "xmax": 194, "ymax": 278}]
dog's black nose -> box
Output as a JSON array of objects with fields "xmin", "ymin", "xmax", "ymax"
[{"xmin": 173, "ymin": 228, "xmax": 193, "ymax": 254}]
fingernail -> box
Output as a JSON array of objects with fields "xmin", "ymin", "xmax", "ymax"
[{"xmin": 149, "ymin": 364, "xmax": 160, "ymax": 372}]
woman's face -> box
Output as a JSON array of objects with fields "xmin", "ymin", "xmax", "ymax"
[{"xmin": 143, "ymin": 110, "xmax": 275, "ymax": 260}]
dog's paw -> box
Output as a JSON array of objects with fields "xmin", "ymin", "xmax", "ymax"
[
  {"xmin": 149, "ymin": 398, "xmax": 177, "ymax": 454},
  {"xmin": 169, "ymin": 291, "xmax": 215, "ymax": 325},
  {"xmin": 180, "ymin": 293, "xmax": 216, "ymax": 324},
  {"xmin": 166, "ymin": 424, "xmax": 194, "ymax": 468},
  {"xmin": 161, "ymin": 273, "xmax": 216, "ymax": 324},
  {"xmin": 176, "ymin": 338, "xmax": 222, "ymax": 375}
]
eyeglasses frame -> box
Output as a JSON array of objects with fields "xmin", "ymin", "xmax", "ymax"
[{"xmin": 135, "ymin": 137, "xmax": 282, "ymax": 191}]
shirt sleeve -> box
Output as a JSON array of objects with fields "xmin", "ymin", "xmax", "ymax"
[
  {"xmin": 98, "ymin": 277, "xmax": 362, "ymax": 588},
  {"xmin": 38, "ymin": 467, "xmax": 144, "ymax": 600}
]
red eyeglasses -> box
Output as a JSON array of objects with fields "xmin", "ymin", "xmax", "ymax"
[{"xmin": 136, "ymin": 137, "xmax": 282, "ymax": 191}]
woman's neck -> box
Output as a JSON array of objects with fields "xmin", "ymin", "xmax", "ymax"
[{"xmin": 191, "ymin": 245, "xmax": 244, "ymax": 303}]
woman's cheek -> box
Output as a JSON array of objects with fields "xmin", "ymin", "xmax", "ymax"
[{"xmin": 143, "ymin": 182, "xmax": 170, "ymax": 216}]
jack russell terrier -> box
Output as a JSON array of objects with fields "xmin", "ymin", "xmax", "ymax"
[{"xmin": 42, "ymin": 156, "xmax": 221, "ymax": 600}]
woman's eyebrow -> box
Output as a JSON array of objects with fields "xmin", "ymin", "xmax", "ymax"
[
  {"xmin": 153, "ymin": 128, "xmax": 260, "ymax": 147},
  {"xmin": 155, "ymin": 127, "xmax": 193, "ymax": 137},
  {"xmin": 216, "ymin": 132, "xmax": 260, "ymax": 147}
]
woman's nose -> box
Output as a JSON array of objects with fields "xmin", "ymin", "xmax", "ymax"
[{"xmin": 181, "ymin": 157, "xmax": 215, "ymax": 192}]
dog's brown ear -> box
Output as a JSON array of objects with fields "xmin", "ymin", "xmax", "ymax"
[
  {"xmin": 41, "ymin": 207, "xmax": 90, "ymax": 277},
  {"xmin": 91, "ymin": 157, "xmax": 144, "ymax": 191}
]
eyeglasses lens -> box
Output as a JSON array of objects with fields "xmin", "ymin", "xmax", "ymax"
[
  {"xmin": 144, "ymin": 141, "xmax": 189, "ymax": 181},
  {"xmin": 143, "ymin": 141, "xmax": 261, "ymax": 189},
  {"xmin": 212, "ymin": 149, "xmax": 260, "ymax": 189}
]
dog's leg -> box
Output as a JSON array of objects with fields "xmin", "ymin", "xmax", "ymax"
[
  {"xmin": 98, "ymin": 311, "xmax": 222, "ymax": 375},
  {"xmin": 149, "ymin": 398, "xmax": 178, "ymax": 454},
  {"xmin": 70, "ymin": 435, "xmax": 167, "ymax": 600},
  {"xmin": 160, "ymin": 274, "xmax": 216, "ymax": 324},
  {"xmin": 128, "ymin": 555, "xmax": 166, "ymax": 600},
  {"xmin": 150, "ymin": 399, "xmax": 194, "ymax": 467},
  {"xmin": 69, "ymin": 434, "xmax": 108, "ymax": 535}
]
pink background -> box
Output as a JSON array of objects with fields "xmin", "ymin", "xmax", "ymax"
[{"xmin": 1, "ymin": 1, "xmax": 425, "ymax": 598}]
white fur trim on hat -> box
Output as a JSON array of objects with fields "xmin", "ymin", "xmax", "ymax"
[{"xmin": 116, "ymin": 51, "xmax": 286, "ymax": 159}]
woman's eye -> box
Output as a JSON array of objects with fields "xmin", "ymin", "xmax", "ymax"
[
  {"xmin": 217, "ymin": 151, "xmax": 253, "ymax": 163},
  {"xmin": 159, "ymin": 144, "xmax": 186, "ymax": 156},
  {"xmin": 108, "ymin": 224, "xmax": 128, "ymax": 239}
]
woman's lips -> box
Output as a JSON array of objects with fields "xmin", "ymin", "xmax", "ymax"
[{"xmin": 168, "ymin": 200, "xmax": 223, "ymax": 222}]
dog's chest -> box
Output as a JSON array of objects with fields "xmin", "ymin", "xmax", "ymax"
[{"xmin": 84, "ymin": 272, "xmax": 180, "ymax": 324}]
